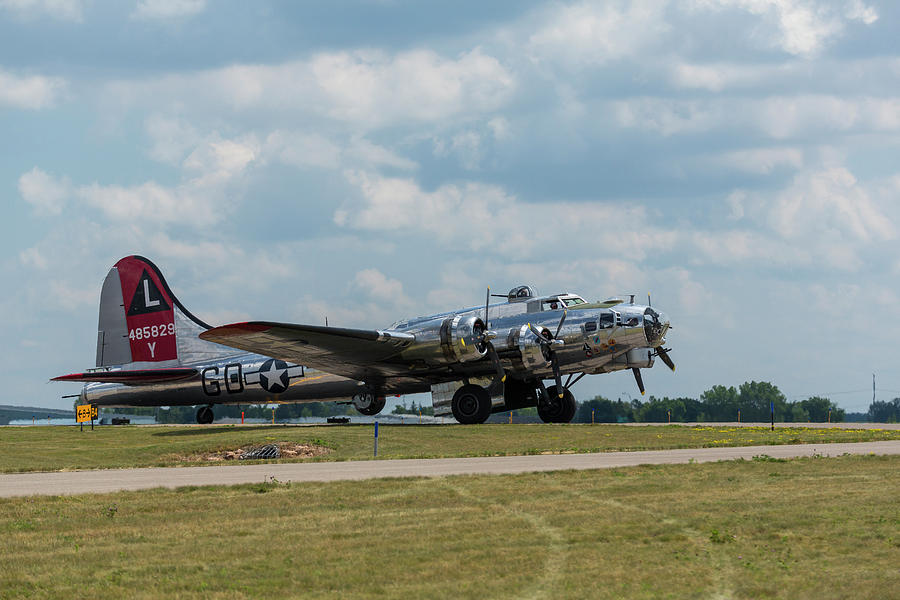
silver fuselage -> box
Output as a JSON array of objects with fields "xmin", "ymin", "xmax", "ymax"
[{"xmin": 82, "ymin": 298, "xmax": 667, "ymax": 409}]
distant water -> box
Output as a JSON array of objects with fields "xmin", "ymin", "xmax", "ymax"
[
  {"xmin": 9, "ymin": 418, "xmax": 76, "ymax": 426},
  {"xmin": 9, "ymin": 416, "xmax": 157, "ymax": 426}
]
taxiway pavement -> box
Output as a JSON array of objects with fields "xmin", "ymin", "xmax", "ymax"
[{"xmin": 2, "ymin": 440, "xmax": 899, "ymax": 498}]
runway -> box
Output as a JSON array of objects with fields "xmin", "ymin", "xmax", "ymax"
[{"xmin": 2, "ymin": 440, "xmax": 898, "ymax": 498}]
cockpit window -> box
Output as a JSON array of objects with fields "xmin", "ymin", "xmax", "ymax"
[{"xmin": 542, "ymin": 296, "xmax": 586, "ymax": 310}]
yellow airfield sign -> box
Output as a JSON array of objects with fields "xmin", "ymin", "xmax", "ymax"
[{"xmin": 76, "ymin": 404, "xmax": 98, "ymax": 423}]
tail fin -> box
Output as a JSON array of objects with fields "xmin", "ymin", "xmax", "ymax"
[{"xmin": 96, "ymin": 256, "xmax": 239, "ymax": 368}]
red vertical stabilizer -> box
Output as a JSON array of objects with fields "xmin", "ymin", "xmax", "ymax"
[{"xmin": 115, "ymin": 256, "xmax": 178, "ymax": 363}]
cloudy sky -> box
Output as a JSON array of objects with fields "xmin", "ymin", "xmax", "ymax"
[{"xmin": 3, "ymin": 0, "xmax": 898, "ymax": 412}]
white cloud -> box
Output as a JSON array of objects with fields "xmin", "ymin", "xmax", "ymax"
[
  {"xmin": 48, "ymin": 280, "xmax": 96, "ymax": 309},
  {"xmin": 182, "ymin": 135, "xmax": 259, "ymax": 184},
  {"xmin": 264, "ymin": 131, "xmax": 343, "ymax": 170},
  {"xmin": 433, "ymin": 130, "xmax": 483, "ymax": 170},
  {"xmin": 767, "ymin": 167, "xmax": 895, "ymax": 242},
  {"xmin": 345, "ymin": 138, "xmax": 418, "ymax": 170},
  {"xmin": 310, "ymin": 48, "xmax": 515, "ymax": 126},
  {"xmin": 844, "ymin": 0, "xmax": 878, "ymax": 25},
  {"xmin": 690, "ymin": 165, "xmax": 897, "ymax": 272},
  {"xmin": 528, "ymin": 1, "xmax": 669, "ymax": 66},
  {"xmin": 263, "ymin": 131, "xmax": 417, "ymax": 171},
  {"xmin": 614, "ymin": 98, "xmax": 721, "ymax": 136},
  {"xmin": 353, "ymin": 268, "xmax": 406, "ymax": 302},
  {"xmin": 688, "ymin": 0, "xmax": 878, "ymax": 56},
  {"xmin": 690, "ymin": 229, "xmax": 813, "ymax": 267},
  {"xmin": 77, "ymin": 181, "xmax": 187, "ymax": 223},
  {"xmin": 0, "ymin": 68, "xmax": 66, "ymax": 109},
  {"xmin": 0, "ymin": 0, "xmax": 83, "ymax": 22},
  {"xmin": 19, "ymin": 247, "xmax": 48, "ymax": 270},
  {"xmin": 102, "ymin": 48, "xmax": 515, "ymax": 130},
  {"xmin": 145, "ymin": 232, "xmax": 233, "ymax": 263},
  {"xmin": 487, "ymin": 117, "xmax": 511, "ymax": 141},
  {"xmin": 75, "ymin": 134, "xmax": 258, "ymax": 225},
  {"xmin": 144, "ymin": 114, "xmax": 201, "ymax": 164},
  {"xmin": 335, "ymin": 172, "xmax": 678, "ymax": 259},
  {"xmin": 131, "ymin": 0, "xmax": 206, "ymax": 20},
  {"xmin": 612, "ymin": 95, "xmax": 900, "ymax": 138},
  {"xmin": 714, "ymin": 146, "xmax": 804, "ymax": 174},
  {"xmin": 18, "ymin": 167, "xmax": 70, "ymax": 215},
  {"xmin": 670, "ymin": 62, "xmax": 776, "ymax": 92}
]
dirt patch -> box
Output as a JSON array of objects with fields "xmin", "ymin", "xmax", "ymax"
[{"xmin": 183, "ymin": 442, "xmax": 331, "ymax": 463}]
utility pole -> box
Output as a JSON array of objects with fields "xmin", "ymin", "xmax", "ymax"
[{"xmin": 873, "ymin": 373, "xmax": 876, "ymax": 405}]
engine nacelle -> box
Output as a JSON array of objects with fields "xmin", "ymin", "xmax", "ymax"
[
  {"xmin": 443, "ymin": 314, "xmax": 488, "ymax": 363},
  {"xmin": 399, "ymin": 314, "xmax": 487, "ymax": 365},
  {"xmin": 510, "ymin": 324, "xmax": 551, "ymax": 371},
  {"xmin": 616, "ymin": 348, "xmax": 654, "ymax": 369}
]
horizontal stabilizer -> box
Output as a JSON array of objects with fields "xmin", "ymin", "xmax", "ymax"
[{"xmin": 52, "ymin": 367, "xmax": 199, "ymax": 384}]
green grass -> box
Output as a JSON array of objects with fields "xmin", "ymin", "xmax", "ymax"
[
  {"xmin": 2, "ymin": 423, "xmax": 899, "ymax": 473},
  {"xmin": 1, "ymin": 454, "xmax": 898, "ymax": 599}
]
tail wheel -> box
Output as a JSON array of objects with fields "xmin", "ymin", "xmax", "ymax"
[
  {"xmin": 451, "ymin": 384, "xmax": 492, "ymax": 425},
  {"xmin": 538, "ymin": 386, "xmax": 576, "ymax": 423},
  {"xmin": 196, "ymin": 405, "xmax": 214, "ymax": 425}
]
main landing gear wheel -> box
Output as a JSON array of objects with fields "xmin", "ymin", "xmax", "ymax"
[
  {"xmin": 538, "ymin": 386, "xmax": 576, "ymax": 424},
  {"xmin": 451, "ymin": 384, "xmax": 493, "ymax": 425},
  {"xmin": 353, "ymin": 393, "xmax": 386, "ymax": 416},
  {"xmin": 196, "ymin": 405, "xmax": 214, "ymax": 425}
]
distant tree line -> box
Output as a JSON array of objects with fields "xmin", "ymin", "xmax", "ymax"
[
  {"xmin": 866, "ymin": 399, "xmax": 900, "ymax": 423},
  {"xmin": 101, "ymin": 381, "xmax": 900, "ymax": 424},
  {"xmin": 573, "ymin": 381, "xmax": 849, "ymax": 423},
  {"xmin": 393, "ymin": 400, "xmax": 434, "ymax": 416}
]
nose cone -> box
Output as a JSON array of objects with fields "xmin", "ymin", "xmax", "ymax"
[{"xmin": 643, "ymin": 308, "xmax": 669, "ymax": 347}]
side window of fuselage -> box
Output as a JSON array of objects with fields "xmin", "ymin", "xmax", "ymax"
[{"xmin": 599, "ymin": 312, "xmax": 615, "ymax": 329}]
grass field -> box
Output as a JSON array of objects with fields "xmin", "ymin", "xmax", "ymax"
[
  {"xmin": 2, "ymin": 454, "xmax": 898, "ymax": 599},
  {"xmin": 2, "ymin": 423, "xmax": 899, "ymax": 473}
]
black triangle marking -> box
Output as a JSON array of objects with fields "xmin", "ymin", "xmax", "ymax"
[{"xmin": 127, "ymin": 269, "xmax": 171, "ymax": 316}]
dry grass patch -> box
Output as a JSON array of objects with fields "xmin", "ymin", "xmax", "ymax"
[{"xmin": 174, "ymin": 441, "xmax": 331, "ymax": 463}]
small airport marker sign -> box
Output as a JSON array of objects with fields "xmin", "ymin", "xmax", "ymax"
[{"xmin": 76, "ymin": 404, "xmax": 97, "ymax": 431}]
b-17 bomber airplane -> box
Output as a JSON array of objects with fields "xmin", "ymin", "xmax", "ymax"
[{"xmin": 54, "ymin": 256, "xmax": 674, "ymax": 424}]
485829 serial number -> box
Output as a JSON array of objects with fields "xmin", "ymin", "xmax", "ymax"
[{"xmin": 129, "ymin": 322, "xmax": 176, "ymax": 340}]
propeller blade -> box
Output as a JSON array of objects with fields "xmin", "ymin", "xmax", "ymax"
[
  {"xmin": 657, "ymin": 347, "xmax": 675, "ymax": 372},
  {"xmin": 632, "ymin": 367, "xmax": 645, "ymax": 396},
  {"xmin": 552, "ymin": 357, "xmax": 564, "ymax": 398},
  {"xmin": 484, "ymin": 286, "xmax": 490, "ymax": 326},
  {"xmin": 554, "ymin": 307, "xmax": 568, "ymax": 339},
  {"xmin": 528, "ymin": 323, "xmax": 549, "ymax": 342},
  {"xmin": 486, "ymin": 342, "xmax": 506, "ymax": 384}
]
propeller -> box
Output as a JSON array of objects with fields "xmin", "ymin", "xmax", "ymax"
[
  {"xmin": 630, "ymin": 292, "xmax": 675, "ymax": 396},
  {"xmin": 632, "ymin": 368, "xmax": 645, "ymax": 396},
  {"xmin": 527, "ymin": 306, "xmax": 568, "ymax": 398},
  {"xmin": 478, "ymin": 287, "xmax": 506, "ymax": 392},
  {"xmin": 656, "ymin": 347, "xmax": 675, "ymax": 372}
]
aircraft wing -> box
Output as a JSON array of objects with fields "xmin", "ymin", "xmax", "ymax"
[{"xmin": 199, "ymin": 322, "xmax": 416, "ymax": 382}]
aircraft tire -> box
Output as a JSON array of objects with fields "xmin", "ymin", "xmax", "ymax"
[
  {"xmin": 451, "ymin": 384, "xmax": 492, "ymax": 424},
  {"xmin": 538, "ymin": 386, "xmax": 576, "ymax": 424},
  {"xmin": 196, "ymin": 405, "xmax": 214, "ymax": 425},
  {"xmin": 355, "ymin": 394, "xmax": 386, "ymax": 416}
]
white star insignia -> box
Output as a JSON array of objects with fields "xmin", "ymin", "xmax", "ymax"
[{"xmin": 260, "ymin": 361, "xmax": 287, "ymax": 390}]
